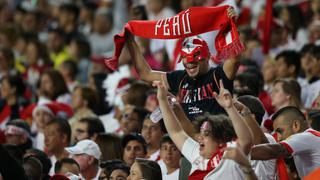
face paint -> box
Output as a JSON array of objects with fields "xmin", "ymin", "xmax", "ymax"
[
  {"xmin": 179, "ymin": 37, "xmax": 210, "ymax": 63},
  {"xmin": 201, "ymin": 121, "xmax": 212, "ymax": 132}
]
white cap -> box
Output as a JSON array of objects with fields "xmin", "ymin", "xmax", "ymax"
[{"xmin": 65, "ymin": 140, "xmax": 101, "ymax": 160}]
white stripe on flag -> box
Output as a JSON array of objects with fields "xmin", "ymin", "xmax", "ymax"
[{"xmin": 226, "ymin": 31, "xmax": 232, "ymax": 45}]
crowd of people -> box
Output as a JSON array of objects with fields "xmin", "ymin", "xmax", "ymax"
[{"xmin": 0, "ymin": 0, "xmax": 320, "ymax": 180}]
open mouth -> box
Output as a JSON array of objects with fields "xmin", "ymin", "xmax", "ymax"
[{"xmin": 199, "ymin": 142, "xmax": 205, "ymax": 151}]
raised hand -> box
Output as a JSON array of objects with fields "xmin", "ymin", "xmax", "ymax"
[
  {"xmin": 153, "ymin": 74, "xmax": 168, "ymax": 101},
  {"xmin": 227, "ymin": 7, "xmax": 237, "ymax": 19},
  {"xmin": 213, "ymin": 80, "xmax": 233, "ymax": 109}
]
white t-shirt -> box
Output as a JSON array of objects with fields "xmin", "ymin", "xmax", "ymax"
[
  {"xmin": 148, "ymin": 149, "xmax": 160, "ymax": 161},
  {"xmin": 162, "ymin": 168, "xmax": 180, "ymax": 180},
  {"xmin": 250, "ymin": 133, "xmax": 278, "ymax": 180},
  {"xmin": 182, "ymin": 137, "xmax": 245, "ymax": 180},
  {"xmin": 280, "ymin": 128, "xmax": 320, "ymax": 178}
]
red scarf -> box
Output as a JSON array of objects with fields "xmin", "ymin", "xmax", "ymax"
[
  {"xmin": 105, "ymin": 5, "xmax": 244, "ymax": 71},
  {"xmin": 188, "ymin": 146, "xmax": 225, "ymax": 180}
]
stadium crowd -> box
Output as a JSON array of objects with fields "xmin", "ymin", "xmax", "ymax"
[{"xmin": 0, "ymin": 0, "xmax": 320, "ymax": 180}]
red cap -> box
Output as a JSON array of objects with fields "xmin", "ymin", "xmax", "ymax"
[{"xmin": 179, "ymin": 37, "xmax": 210, "ymax": 63}]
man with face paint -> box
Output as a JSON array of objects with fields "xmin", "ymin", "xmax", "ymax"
[{"xmin": 126, "ymin": 8, "xmax": 239, "ymax": 120}]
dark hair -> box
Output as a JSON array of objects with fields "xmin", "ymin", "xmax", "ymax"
[
  {"xmin": 160, "ymin": 134, "xmax": 174, "ymax": 146},
  {"xmin": 235, "ymin": 72, "xmax": 261, "ymax": 97},
  {"xmin": 74, "ymin": 85, "xmax": 98, "ymax": 110},
  {"xmin": 54, "ymin": 158, "xmax": 80, "ymax": 174},
  {"xmin": 131, "ymin": 5, "xmax": 148, "ymax": 20},
  {"xmin": 195, "ymin": 114, "xmax": 236, "ymax": 143},
  {"xmin": 27, "ymin": 39, "xmax": 51, "ymax": 65},
  {"xmin": 309, "ymin": 111, "xmax": 320, "ymax": 131},
  {"xmin": 281, "ymin": 5, "xmax": 305, "ymax": 40},
  {"xmin": 61, "ymin": 60, "xmax": 78, "ymax": 80},
  {"xmin": 47, "ymin": 117, "xmax": 72, "ymax": 144},
  {"xmin": 135, "ymin": 158, "xmax": 162, "ymax": 180},
  {"xmin": 96, "ymin": 133, "xmax": 123, "ymax": 161},
  {"xmin": 59, "ymin": 3, "xmax": 80, "ymax": 21},
  {"xmin": 0, "ymin": 47, "xmax": 14, "ymax": 68},
  {"xmin": 275, "ymin": 50, "xmax": 301, "ymax": 77},
  {"xmin": 79, "ymin": 117, "xmax": 105, "ymax": 138},
  {"xmin": 122, "ymin": 133, "xmax": 147, "ymax": 154},
  {"xmin": 42, "ymin": 69, "xmax": 69, "ymax": 100},
  {"xmin": 310, "ymin": 45, "xmax": 320, "ymax": 61},
  {"xmin": 300, "ymin": 43, "xmax": 316, "ymax": 56},
  {"xmin": 272, "ymin": 106, "xmax": 307, "ymax": 127},
  {"xmin": 126, "ymin": 81, "xmax": 151, "ymax": 107},
  {"xmin": 100, "ymin": 159, "xmax": 130, "ymax": 178},
  {"xmin": 274, "ymin": 78, "xmax": 302, "ymax": 108},
  {"xmin": 1, "ymin": 74, "xmax": 26, "ymax": 97},
  {"xmin": 48, "ymin": 27, "xmax": 65, "ymax": 38},
  {"xmin": 71, "ymin": 36, "xmax": 91, "ymax": 58},
  {"xmin": 144, "ymin": 115, "xmax": 167, "ymax": 134},
  {"xmin": 237, "ymin": 95, "xmax": 266, "ymax": 125},
  {"xmin": 132, "ymin": 107, "xmax": 150, "ymax": 124},
  {"xmin": 23, "ymin": 156, "xmax": 43, "ymax": 180},
  {"xmin": 25, "ymin": 149, "xmax": 52, "ymax": 175}
]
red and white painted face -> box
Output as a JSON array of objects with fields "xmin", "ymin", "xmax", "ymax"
[
  {"xmin": 198, "ymin": 121, "xmax": 219, "ymax": 159},
  {"xmin": 180, "ymin": 37, "xmax": 210, "ymax": 78}
]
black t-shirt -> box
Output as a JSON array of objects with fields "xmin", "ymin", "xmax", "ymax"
[{"xmin": 166, "ymin": 65, "xmax": 234, "ymax": 120}]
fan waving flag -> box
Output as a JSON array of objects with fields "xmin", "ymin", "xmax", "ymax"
[{"xmin": 105, "ymin": 5, "xmax": 244, "ymax": 71}]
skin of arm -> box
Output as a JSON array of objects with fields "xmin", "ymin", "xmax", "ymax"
[
  {"xmin": 234, "ymin": 101, "xmax": 269, "ymax": 145},
  {"xmin": 250, "ymin": 143, "xmax": 290, "ymax": 160},
  {"xmin": 214, "ymin": 80, "xmax": 253, "ymax": 154},
  {"xmin": 126, "ymin": 33, "xmax": 167, "ymax": 84},
  {"xmin": 155, "ymin": 76, "xmax": 189, "ymax": 151},
  {"xmin": 223, "ymin": 56, "xmax": 241, "ymax": 80}
]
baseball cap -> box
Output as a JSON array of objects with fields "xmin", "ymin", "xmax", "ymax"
[
  {"xmin": 65, "ymin": 140, "xmax": 101, "ymax": 160},
  {"xmin": 179, "ymin": 36, "xmax": 210, "ymax": 63},
  {"xmin": 122, "ymin": 133, "xmax": 147, "ymax": 153}
]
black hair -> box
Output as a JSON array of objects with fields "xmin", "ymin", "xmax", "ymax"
[
  {"xmin": 309, "ymin": 111, "xmax": 320, "ymax": 131},
  {"xmin": 54, "ymin": 157, "xmax": 80, "ymax": 174},
  {"xmin": 47, "ymin": 117, "xmax": 72, "ymax": 144},
  {"xmin": 0, "ymin": 74, "xmax": 26, "ymax": 97},
  {"xmin": 275, "ymin": 50, "xmax": 301, "ymax": 77},
  {"xmin": 131, "ymin": 5, "xmax": 148, "ymax": 20},
  {"xmin": 237, "ymin": 95, "xmax": 265, "ymax": 125},
  {"xmin": 48, "ymin": 27, "xmax": 65, "ymax": 38},
  {"xmin": 235, "ymin": 72, "xmax": 261, "ymax": 97},
  {"xmin": 26, "ymin": 149, "xmax": 52, "ymax": 175},
  {"xmin": 23, "ymin": 156, "xmax": 43, "ymax": 180},
  {"xmin": 79, "ymin": 117, "xmax": 105, "ymax": 138},
  {"xmin": 122, "ymin": 133, "xmax": 147, "ymax": 154},
  {"xmin": 310, "ymin": 45, "xmax": 320, "ymax": 61},
  {"xmin": 300, "ymin": 43, "xmax": 316, "ymax": 56},
  {"xmin": 133, "ymin": 107, "xmax": 150, "ymax": 123},
  {"xmin": 61, "ymin": 60, "xmax": 79, "ymax": 80},
  {"xmin": 71, "ymin": 36, "xmax": 91, "ymax": 58},
  {"xmin": 272, "ymin": 106, "xmax": 307, "ymax": 126},
  {"xmin": 3, "ymin": 144, "xmax": 23, "ymax": 164},
  {"xmin": 59, "ymin": 3, "xmax": 80, "ymax": 21},
  {"xmin": 160, "ymin": 134, "xmax": 174, "ymax": 146}
]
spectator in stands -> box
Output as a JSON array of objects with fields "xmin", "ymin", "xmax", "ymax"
[
  {"xmin": 68, "ymin": 37, "xmax": 92, "ymax": 84},
  {"xmin": 0, "ymin": 47, "xmax": 18, "ymax": 80},
  {"xmin": 59, "ymin": 60, "xmax": 79, "ymax": 92},
  {"xmin": 159, "ymin": 134, "xmax": 181, "ymax": 179},
  {"xmin": 58, "ymin": 3, "xmax": 81, "ymax": 44},
  {"xmin": 119, "ymin": 105, "xmax": 149, "ymax": 135},
  {"xmin": 38, "ymin": 69, "xmax": 71, "ymax": 104},
  {"xmin": 95, "ymin": 133, "xmax": 123, "ymax": 161},
  {"xmin": 24, "ymin": 39, "xmax": 51, "ymax": 93},
  {"xmin": 54, "ymin": 158, "xmax": 80, "ymax": 176},
  {"xmin": 0, "ymin": 74, "xmax": 27, "ymax": 128},
  {"xmin": 23, "ymin": 156, "xmax": 43, "ymax": 180},
  {"xmin": 89, "ymin": 7, "xmax": 117, "ymax": 56},
  {"xmin": 122, "ymin": 81, "xmax": 151, "ymax": 108},
  {"xmin": 99, "ymin": 160, "xmax": 129, "ymax": 180},
  {"xmin": 24, "ymin": 148, "xmax": 52, "ymax": 180},
  {"xmin": 261, "ymin": 56, "xmax": 277, "ymax": 94},
  {"xmin": 73, "ymin": 117, "xmax": 105, "ymax": 143},
  {"xmin": 251, "ymin": 106, "xmax": 320, "ymax": 178},
  {"xmin": 271, "ymin": 78, "xmax": 302, "ymax": 111},
  {"xmin": 44, "ymin": 117, "xmax": 71, "ymax": 175},
  {"xmin": 69, "ymin": 86, "xmax": 98, "ymax": 129},
  {"xmin": 78, "ymin": 1, "xmax": 97, "ymax": 36},
  {"xmin": 122, "ymin": 134, "xmax": 147, "ymax": 166},
  {"xmin": 141, "ymin": 117, "xmax": 166, "ymax": 161},
  {"xmin": 46, "ymin": 27, "xmax": 70, "ymax": 69},
  {"xmin": 127, "ymin": 158, "xmax": 162, "ymax": 180},
  {"xmin": 299, "ymin": 44, "xmax": 315, "ymax": 81},
  {"xmin": 66, "ymin": 139, "xmax": 102, "ymax": 180},
  {"xmin": 4, "ymin": 119, "xmax": 32, "ymax": 153}
]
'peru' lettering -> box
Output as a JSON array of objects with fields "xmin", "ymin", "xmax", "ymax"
[{"xmin": 154, "ymin": 9, "xmax": 192, "ymax": 36}]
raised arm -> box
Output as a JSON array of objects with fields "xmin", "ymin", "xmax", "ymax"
[
  {"xmin": 126, "ymin": 33, "xmax": 165, "ymax": 84},
  {"xmin": 154, "ymin": 77, "xmax": 189, "ymax": 151},
  {"xmin": 214, "ymin": 80, "xmax": 253, "ymax": 154},
  {"xmin": 234, "ymin": 101, "xmax": 269, "ymax": 145},
  {"xmin": 250, "ymin": 143, "xmax": 290, "ymax": 160}
]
